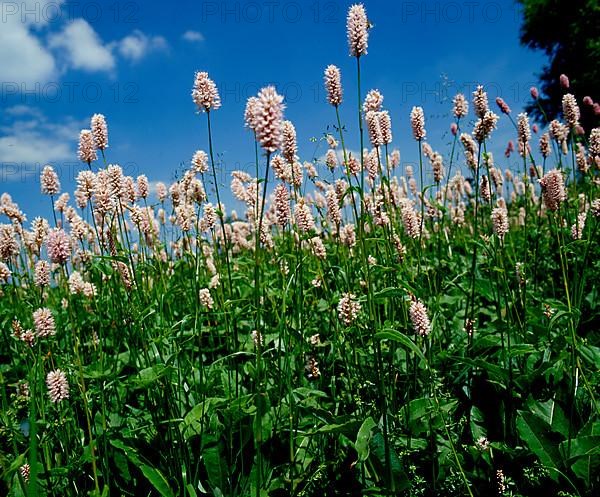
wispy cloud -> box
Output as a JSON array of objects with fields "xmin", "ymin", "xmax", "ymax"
[{"xmin": 182, "ymin": 30, "xmax": 205, "ymax": 43}]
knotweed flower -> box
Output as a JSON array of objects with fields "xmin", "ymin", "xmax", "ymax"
[
  {"xmin": 192, "ymin": 150, "xmax": 209, "ymax": 174},
  {"xmin": 539, "ymin": 169, "xmax": 566, "ymax": 211},
  {"xmin": 199, "ymin": 288, "xmax": 214, "ymax": 310},
  {"xmin": 492, "ymin": 207, "xmax": 509, "ymax": 240},
  {"xmin": 450, "ymin": 122, "xmax": 458, "ymax": 136},
  {"xmin": 347, "ymin": 4, "xmax": 369, "ymax": 57},
  {"xmin": 192, "ymin": 71, "xmax": 221, "ymax": 112},
  {"xmin": 480, "ymin": 175, "xmax": 491, "ymax": 202},
  {"xmin": 539, "ymin": 132, "xmax": 551, "ymax": 158},
  {"xmin": 363, "ymin": 89, "xmax": 383, "ymax": 112},
  {"xmin": 46, "ymin": 228, "xmax": 71, "ymax": 264},
  {"xmin": 325, "ymin": 149, "xmax": 337, "ymax": 170},
  {"xmin": 589, "ymin": 128, "xmax": 600, "ymax": 158},
  {"xmin": 453, "ymin": 93, "xmax": 468, "ymax": 118},
  {"xmin": 46, "ymin": 369, "xmax": 69, "ymax": 403},
  {"xmin": 379, "ymin": 110, "xmax": 392, "ymax": 144},
  {"xmin": 33, "ymin": 307, "xmax": 55, "ymax": 338},
  {"xmin": 19, "ymin": 464, "xmax": 30, "ymax": 483},
  {"xmin": 249, "ymin": 86, "xmax": 285, "ymax": 153},
  {"xmin": 562, "ymin": 94, "xmax": 580, "ymax": 128},
  {"xmin": 324, "ymin": 65, "xmax": 342, "ymax": 106},
  {"xmin": 559, "ymin": 73, "xmax": 570, "ymax": 89},
  {"xmin": 282, "ymin": 120, "xmax": 297, "ymax": 163},
  {"xmin": 91, "ymin": 113, "xmax": 108, "ymax": 150},
  {"xmin": 530, "ymin": 86, "xmax": 539, "ymax": 99},
  {"xmin": 244, "ymin": 96, "xmax": 260, "ymax": 130},
  {"xmin": 517, "ymin": 113, "xmax": 531, "ymax": 144},
  {"xmin": 472, "ymin": 85, "xmax": 489, "ymax": 118},
  {"xmin": 338, "ymin": 292, "xmax": 361, "ymax": 325},
  {"xmin": 0, "ymin": 261, "xmax": 11, "ymax": 283},
  {"xmin": 473, "ymin": 111, "xmax": 499, "ymax": 143},
  {"xmin": 591, "ymin": 199, "xmax": 600, "ymax": 217},
  {"xmin": 34, "ymin": 260, "xmax": 50, "ymax": 287},
  {"xmin": 399, "ymin": 200, "xmax": 420, "ymax": 238},
  {"xmin": 366, "ymin": 110, "xmax": 384, "ymax": 147},
  {"xmin": 571, "ymin": 211, "xmax": 587, "ymax": 240},
  {"xmin": 294, "ymin": 198, "xmax": 315, "ymax": 232},
  {"xmin": 78, "ymin": 129, "xmax": 97, "ymax": 164},
  {"xmin": 273, "ymin": 184, "xmax": 290, "ymax": 227},
  {"xmin": 409, "ymin": 297, "xmax": 430, "ymax": 337},
  {"xmin": 136, "ymin": 175, "xmax": 149, "ymax": 199},
  {"xmin": 251, "ymin": 329, "xmax": 263, "ymax": 347},
  {"xmin": 41, "ymin": 166, "xmax": 60, "ymax": 195},
  {"xmin": 410, "ymin": 106, "xmax": 426, "ymax": 140},
  {"xmin": 495, "ymin": 97, "xmax": 511, "ymax": 115},
  {"xmin": 326, "ymin": 187, "xmax": 341, "ymax": 226}
]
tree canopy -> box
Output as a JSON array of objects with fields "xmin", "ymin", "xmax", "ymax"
[{"xmin": 518, "ymin": 0, "xmax": 600, "ymax": 130}]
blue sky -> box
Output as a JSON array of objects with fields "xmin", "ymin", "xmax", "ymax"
[{"xmin": 0, "ymin": 0, "xmax": 547, "ymax": 218}]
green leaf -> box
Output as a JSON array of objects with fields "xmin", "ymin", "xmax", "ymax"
[
  {"xmin": 109, "ymin": 440, "xmax": 175, "ymax": 497},
  {"xmin": 375, "ymin": 329, "xmax": 426, "ymax": 363},
  {"xmin": 203, "ymin": 444, "xmax": 228, "ymax": 492},
  {"xmin": 129, "ymin": 364, "xmax": 172, "ymax": 390},
  {"xmin": 355, "ymin": 417, "xmax": 377, "ymax": 462},
  {"xmin": 181, "ymin": 398, "xmax": 227, "ymax": 440},
  {"xmin": 516, "ymin": 411, "xmax": 562, "ymax": 480}
]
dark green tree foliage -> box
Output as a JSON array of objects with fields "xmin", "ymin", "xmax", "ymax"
[{"xmin": 518, "ymin": 0, "xmax": 600, "ymax": 130}]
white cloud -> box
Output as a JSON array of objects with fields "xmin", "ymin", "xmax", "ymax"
[
  {"xmin": 116, "ymin": 30, "xmax": 168, "ymax": 62},
  {"xmin": 182, "ymin": 30, "xmax": 204, "ymax": 42},
  {"xmin": 0, "ymin": 10, "xmax": 57, "ymax": 85},
  {"xmin": 0, "ymin": 107, "xmax": 83, "ymax": 166},
  {"xmin": 48, "ymin": 19, "xmax": 115, "ymax": 73}
]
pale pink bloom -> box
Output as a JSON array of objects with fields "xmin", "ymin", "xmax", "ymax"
[
  {"xmin": 410, "ymin": 106, "xmax": 426, "ymax": 140},
  {"xmin": 46, "ymin": 369, "xmax": 69, "ymax": 403},
  {"xmin": 347, "ymin": 4, "xmax": 369, "ymax": 57},
  {"xmin": 78, "ymin": 129, "xmax": 97, "ymax": 164},
  {"xmin": 539, "ymin": 169, "xmax": 566, "ymax": 211},
  {"xmin": 282, "ymin": 120, "xmax": 297, "ymax": 164},
  {"xmin": 453, "ymin": 93, "xmax": 469, "ymax": 118},
  {"xmin": 559, "ymin": 73, "xmax": 570, "ymax": 89},
  {"xmin": 324, "ymin": 65, "xmax": 343, "ymax": 106},
  {"xmin": 41, "ymin": 166, "xmax": 60, "ymax": 195},
  {"xmin": 562, "ymin": 93, "xmax": 580, "ymax": 128},
  {"xmin": 46, "ymin": 228, "xmax": 71, "ymax": 264},
  {"xmin": 191, "ymin": 150, "xmax": 209, "ymax": 174},
  {"xmin": 91, "ymin": 113, "xmax": 108, "ymax": 150},
  {"xmin": 338, "ymin": 292, "xmax": 361, "ymax": 325},
  {"xmin": 363, "ymin": 89, "xmax": 383, "ymax": 113},
  {"xmin": 33, "ymin": 307, "xmax": 55, "ymax": 338},
  {"xmin": 249, "ymin": 86, "xmax": 285, "ymax": 153},
  {"xmin": 472, "ymin": 85, "xmax": 489, "ymax": 118},
  {"xmin": 409, "ymin": 298, "xmax": 430, "ymax": 337},
  {"xmin": 192, "ymin": 71, "xmax": 221, "ymax": 112}
]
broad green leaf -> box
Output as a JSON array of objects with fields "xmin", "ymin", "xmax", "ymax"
[
  {"xmin": 375, "ymin": 329, "xmax": 426, "ymax": 363},
  {"xmin": 355, "ymin": 417, "xmax": 377, "ymax": 462},
  {"xmin": 516, "ymin": 411, "xmax": 561, "ymax": 480}
]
